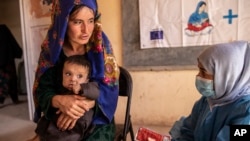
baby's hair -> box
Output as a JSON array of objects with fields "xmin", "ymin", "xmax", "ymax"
[{"xmin": 64, "ymin": 55, "xmax": 91, "ymax": 77}]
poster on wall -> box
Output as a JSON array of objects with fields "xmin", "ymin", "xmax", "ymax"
[
  {"xmin": 30, "ymin": 0, "xmax": 52, "ymax": 19},
  {"xmin": 29, "ymin": 0, "xmax": 52, "ymax": 25},
  {"xmin": 139, "ymin": 0, "xmax": 250, "ymax": 49}
]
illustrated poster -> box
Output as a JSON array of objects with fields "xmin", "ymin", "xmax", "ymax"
[{"xmin": 139, "ymin": 0, "xmax": 250, "ymax": 48}]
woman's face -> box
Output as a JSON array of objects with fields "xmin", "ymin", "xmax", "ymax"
[
  {"xmin": 199, "ymin": 4, "xmax": 206, "ymax": 13},
  {"xmin": 67, "ymin": 6, "xmax": 95, "ymax": 47}
]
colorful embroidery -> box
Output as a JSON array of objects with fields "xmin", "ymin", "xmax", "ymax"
[{"xmin": 103, "ymin": 52, "xmax": 119, "ymax": 86}]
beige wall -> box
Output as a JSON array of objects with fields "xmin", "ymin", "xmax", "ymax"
[{"xmin": 99, "ymin": 0, "xmax": 201, "ymax": 126}]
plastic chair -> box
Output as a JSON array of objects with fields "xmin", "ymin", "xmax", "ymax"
[{"xmin": 115, "ymin": 66, "xmax": 135, "ymax": 141}]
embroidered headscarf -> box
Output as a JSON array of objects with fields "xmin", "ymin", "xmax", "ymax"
[
  {"xmin": 33, "ymin": 0, "xmax": 119, "ymax": 123},
  {"xmin": 198, "ymin": 40, "xmax": 250, "ymax": 107}
]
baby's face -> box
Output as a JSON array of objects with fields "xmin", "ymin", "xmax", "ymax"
[{"xmin": 62, "ymin": 62, "xmax": 89, "ymax": 90}]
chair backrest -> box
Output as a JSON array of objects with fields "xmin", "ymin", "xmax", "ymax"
[
  {"xmin": 117, "ymin": 66, "xmax": 134, "ymax": 141},
  {"xmin": 119, "ymin": 66, "xmax": 133, "ymax": 97}
]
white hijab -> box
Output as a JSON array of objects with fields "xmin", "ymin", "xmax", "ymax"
[{"xmin": 198, "ymin": 40, "xmax": 250, "ymax": 107}]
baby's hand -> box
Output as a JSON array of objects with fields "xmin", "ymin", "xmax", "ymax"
[{"xmin": 72, "ymin": 83, "xmax": 81, "ymax": 94}]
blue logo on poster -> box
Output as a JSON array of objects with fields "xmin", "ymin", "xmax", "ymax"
[{"xmin": 150, "ymin": 30, "xmax": 163, "ymax": 40}]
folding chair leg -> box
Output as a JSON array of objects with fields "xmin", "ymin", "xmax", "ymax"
[{"xmin": 129, "ymin": 121, "xmax": 135, "ymax": 141}]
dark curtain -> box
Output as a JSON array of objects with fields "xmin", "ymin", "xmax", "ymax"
[{"xmin": 0, "ymin": 24, "xmax": 23, "ymax": 103}]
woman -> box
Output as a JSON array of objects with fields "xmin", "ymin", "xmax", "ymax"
[
  {"xmin": 32, "ymin": 0, "xmax": 119, "ymax": 140},
  {"xmin": 169, "ymin": 41, "xmax": 250, "ymax": 140},
  {"xmin": 185, "ymin": 1, "xmax": 213, "ymax": 36}
]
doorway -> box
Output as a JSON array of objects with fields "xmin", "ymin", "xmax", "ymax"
[
  {"xmin": 0, "ymin": 0, "xmax": 29, "ymax": 116},
  {"xmin": 0, "ymin": 0, "xmax": 52, "ymax": 120}
]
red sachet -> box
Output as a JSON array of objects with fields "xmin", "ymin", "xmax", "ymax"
[{"xmin": 135, "ymin": 127, "xmax": 171, "ymax": 141}]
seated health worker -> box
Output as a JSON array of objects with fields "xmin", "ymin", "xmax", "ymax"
[{"xmin": 169, "ymin": 40, "xmax": 250, "ymax": 141}]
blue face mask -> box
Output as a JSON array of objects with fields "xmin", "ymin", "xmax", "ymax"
[{"xmin": 195, "ymin": 76, "xmax": 215, "ymax": 97}]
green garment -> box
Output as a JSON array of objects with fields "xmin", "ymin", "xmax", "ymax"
[{"xmin": 83, "ymin": 122, "xmax": 115, "ymax": 141}]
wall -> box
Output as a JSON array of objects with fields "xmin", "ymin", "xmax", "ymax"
[{"xmin": 99, "ymin": 0, "xmax": 201, "ymax": 126}]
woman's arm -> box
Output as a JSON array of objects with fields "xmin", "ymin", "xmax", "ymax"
[
  {"xmin": 36, "ymin": 67, "xmax": 58, "ymax": 119},
  {"xmin": 170, "ymin": 97, "xmax": 206, "ymax": 141},
  {"xmin": 93, "ymin": 80, "xmax": 119, "ymax": 124}
]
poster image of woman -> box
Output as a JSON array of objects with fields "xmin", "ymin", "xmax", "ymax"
[{"xmin": 185, "ymin": 1, "xmax": 213, "ymax": 36}]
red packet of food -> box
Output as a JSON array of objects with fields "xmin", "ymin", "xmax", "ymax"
[{"xmin": 135, "ymin": 127, "xmax": 171, "ymax": 141}]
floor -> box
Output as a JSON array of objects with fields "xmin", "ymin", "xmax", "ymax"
[
  {"xmin": 0, "ymin": 95, "xmax": 170, "ymax": 141},
  {"xmin": 0, "ymin": 95, "xmax": 37, "ymax": 141}
]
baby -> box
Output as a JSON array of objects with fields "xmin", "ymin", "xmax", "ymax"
[{"xmin": 36, "ymin": 55, "xmax": 99, "ymax": 141}]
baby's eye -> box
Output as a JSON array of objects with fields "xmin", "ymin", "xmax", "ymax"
[
  {"xmin": 65, "ymin": 72, "xmax": 71, "ymax": 76},
  {"xmin": 77, "ymin": 74, "xmax": 83, "ymax": 79}
]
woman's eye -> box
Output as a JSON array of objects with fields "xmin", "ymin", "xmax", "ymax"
[
  {"xmin": 89, "ymin": 19, "xmax": 94, "ymax": 24},
  {"xmin": 73, "ymin": 20, "xmax": 82, "ymax": 24},
  {"xmin": 201, "ymin": 71, "xmax": 207, "ymax": 77}
]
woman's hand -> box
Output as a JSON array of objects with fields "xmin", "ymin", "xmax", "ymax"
[
  {"xmin": 52, "ymin": 94, "xmax": 95, "ymax": 119},
  {"xmin": 56, "ymin": 112, "xmax": 77, "ymax": 131},
  {"xmin": 52, "ymin": 95, "xmax": 85, "ymax": 119}
]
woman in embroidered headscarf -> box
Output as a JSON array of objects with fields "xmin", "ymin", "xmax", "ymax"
[
  {"xmin": 32, "ymin": 0, "xmax": 119, "ymax": 140},
  {"xmin": 169, "ymin": 41, "xmax": 250, "ymax": 140}
]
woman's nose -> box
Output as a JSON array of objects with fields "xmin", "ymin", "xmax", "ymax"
[{"xmin": 81, "ymin": 23, "xmax": 88, "ymax": 33}]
